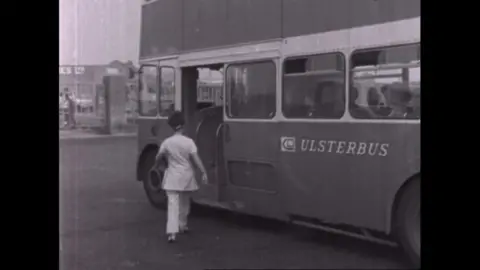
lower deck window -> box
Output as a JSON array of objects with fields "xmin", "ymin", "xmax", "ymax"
[
  {"xmin": 350, "ymin": 43, "xmax": 420, "ymax": 120},
  {"xmin": 282, "ymin": 53, "xmax": 346, "ymax": 119},
  {"xmin": 226, "ymin": 61, "xmax": 276, "ymax": 119}
]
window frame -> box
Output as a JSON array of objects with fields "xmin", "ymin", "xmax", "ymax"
[
  {"xmin": 136, "ymin": 64, "xmax": 176, "ymax": 118},
  {"xmin": 349, "ymin": 43, "xmax": 420, "ymax": 121},
  {"xmin": 158, "ymin": 66, "xmax": 176, "ymax": 118},
  {"xmin": 137, "ymin": 64, "xmax": 160, "ymax": 118},
  {"xmin": 281, "ymin": 52, "xmax": 347, "ymax": 120},
  {"xmin": 224, "ymin": 59, "xmax": 277, "ymax": 120}
]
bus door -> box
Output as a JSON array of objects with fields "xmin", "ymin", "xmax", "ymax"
[
  {"xmin": 194, "ymin": 79, "xmax": 226, "ymax": 204},
  {"xmin": 220, "ymin": 60, "xmax": 284, "ymax": 219},
  {"xmin": 194, "ymin": 106, "xmax": 224, "ymax": 203},
  {"xmin": 180, "ymin": 67, "xmax": 224, "ymax": 205}
]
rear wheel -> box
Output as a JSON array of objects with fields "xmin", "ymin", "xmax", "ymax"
[
  {"xmin": 395, "ymin": 179, "xmax": 420, "ymax": 268},
  {"xmin": 140, "ymin": 149, "xmax": 167, "ymax": 210}
]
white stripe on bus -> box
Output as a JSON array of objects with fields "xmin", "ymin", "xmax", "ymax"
[{"xmin": 282, "ymin": 17, "xmax": 420, "ymax": 57}]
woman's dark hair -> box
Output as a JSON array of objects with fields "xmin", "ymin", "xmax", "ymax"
[{"xmin": 167, "ymin": 111, "xmax": 185, "ymax": 131}]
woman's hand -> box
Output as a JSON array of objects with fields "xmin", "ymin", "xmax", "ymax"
[{"xmin": 201, "ymin": 172, "xmax": 208, "ymax": 185}]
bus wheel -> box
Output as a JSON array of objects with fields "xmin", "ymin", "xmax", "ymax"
[
  {"xmin": 141, "ymin": 150, "xmax": 166, "ymax": 210},
  {"xmin": 395, "ymin": 179, "xmax": 420, "ymax": 268}
]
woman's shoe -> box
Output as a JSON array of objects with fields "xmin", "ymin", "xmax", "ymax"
[
  {"xmin": 167, "ymin": 234, "xmax": 176, "ymax": 243},
  {"xmin": 179, "ymin": 227, "xmax": 189, "ymax": 234}
]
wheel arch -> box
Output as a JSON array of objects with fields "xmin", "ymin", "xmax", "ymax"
[
  {"xmin": 385, "ymin": 172, "xmax": 420, "ymax": 234},
  {"xmin": 136, "ymin": 144, "xmax": 159, "ymax": 181}
]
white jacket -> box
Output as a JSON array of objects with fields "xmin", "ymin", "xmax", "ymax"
[{"xmin": 158, "ymin": 133, "xmax": 199, "ymax": 191}]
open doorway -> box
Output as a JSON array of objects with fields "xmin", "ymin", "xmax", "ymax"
[
  {"xmin": 181, "ymin": 64, "xmax": 225, "ymax": 201},
  {"xmin": 181, "ymin": 65, "xmax": 224, "ymax": 136}
]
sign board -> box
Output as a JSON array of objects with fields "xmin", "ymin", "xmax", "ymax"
[
  {"xmin": 106, "ymin": 68, "xmax": 120, "ymax": 75},
  {"xmin": 59, "ymin": 66, "xmax": 85, "ymax": 75}
]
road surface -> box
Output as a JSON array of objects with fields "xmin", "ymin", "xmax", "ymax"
[{"xmin": 59, "ymin": 135, "xmax": 410, "ymax": 270}]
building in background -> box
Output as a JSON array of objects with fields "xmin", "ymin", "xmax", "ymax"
[{"xmin": 59, "ymin": 61, "xmax": 138, "ymax": 118}]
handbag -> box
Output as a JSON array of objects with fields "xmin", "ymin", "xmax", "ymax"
[{"xmin": 148, "ymin": 156, "xmax": 168, "ymax": 192}]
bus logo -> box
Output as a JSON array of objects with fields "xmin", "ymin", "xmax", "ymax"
[{"xmin": 281, "ymin": 137, "xmax": 296, "ymax": 152}]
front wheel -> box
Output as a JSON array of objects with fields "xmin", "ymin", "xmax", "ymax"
[
  {"xmin": 141, "ymin": 150, "xmax": 167, "ymax": 210},
  {"xmin": 395, "ymin": 179, "xmax": 420, "ymax": 268}
]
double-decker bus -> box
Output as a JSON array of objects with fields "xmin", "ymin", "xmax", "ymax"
[{"xmin": 134, "ymin": 0, "xmax": 420, "ymax": 267}]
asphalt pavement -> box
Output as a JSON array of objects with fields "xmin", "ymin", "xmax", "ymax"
[{"xmin": 59, "ymin": 134, "xmax": 410, "ymax": 270}]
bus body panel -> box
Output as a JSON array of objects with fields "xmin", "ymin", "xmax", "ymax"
[
  {"xmin": 222, "ymin": 122, "xmax": 285, "ymax": 219},
  {"xmin": 140, "ymin": 0, "xmax": 420, "ymax": 59},
  {"xmin": 137, "ymin": 117, "xmax": 420, "ymax": 234},
  {"xmin": 281, "ymin": 0, "xmax": 419, "ymax": 39},
  {"xmin": 277, "ymin": 122, "xmax": 420, "ymax": 232},
  {"xmin": 140, "ymin": 0, "xmax": 182, "ymax": 59}
]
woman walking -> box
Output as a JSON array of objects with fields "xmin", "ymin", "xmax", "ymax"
[{"xmin": 154, "ymin": 111, "xmax": 208, "ymax": 243}]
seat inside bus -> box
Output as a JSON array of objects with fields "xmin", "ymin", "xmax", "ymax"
[
  {"xmin": 283, "ymin": 72, "xmax": 344, "ymax": 118},
  {"xmin": 407, "ymin": 86, "xmax": 420, "ymax": 119},
  {"xmin": 349, "ymin": 86, "xmax": 377, "ymax": 119},
  {"xmin": 383, "ymin": 83, "xmax": 414, "ymax": 118}
]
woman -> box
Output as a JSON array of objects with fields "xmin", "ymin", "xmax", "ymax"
[{"xmin": 154, "ymin": 111, "xmax": 208, "ymax": 243}]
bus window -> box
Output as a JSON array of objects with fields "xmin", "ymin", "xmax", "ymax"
[
  {"xmin": 138, "ymin": 66, "xmax": 159, "ymax": 117},
  {"xmin": 226, "ymin": 61, "xmax": 276, "ymax": 119},
  {"xmin": 159, "ymin": 67, "xmax": 175, "ymax": 117},
  {"xmin": 350, "ymin": 43, "xmax": 420, "ymax": 120},
  {"xmin": 282, "ymin": 53, "xmax": 345, "ymax": 119},
  {"xmin": 197, "ymin": 68, "xmax": 224, "ymax": 107}
]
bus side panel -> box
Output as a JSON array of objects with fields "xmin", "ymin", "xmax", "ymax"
[
  {"xmin": 222, "ymin": 122, "xmax": 286, "ymax": 220},
  {"xmin": 278, "ymin": 122, "xmax": 420, "ymax": 232},
  {"xmin": 282, "ymin": 0, "xmax": 420, "ymax": 38},
  {"xmin": 140, "ymin": 0, "xmax": 182, "ymax": 59}
]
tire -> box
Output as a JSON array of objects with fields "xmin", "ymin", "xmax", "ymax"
[
  {"xmin": 140, "ymin": 149, "xmax": 167, "ymax": 210},
  {"xmin": 395, "ymin": 179, "xmax": 420, "ymax": 268}
]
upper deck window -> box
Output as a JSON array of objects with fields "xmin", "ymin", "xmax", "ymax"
[
  {"xmin": 226, "ymin": 61, "xmax": 276, "ymax": 119},
  {"xmin": 282, "ymin": 53, "xmax": 346, "ymax": 119},
  {"xmin": 350, "ymin": 43, "xmax": 420, "ymax": 120}
]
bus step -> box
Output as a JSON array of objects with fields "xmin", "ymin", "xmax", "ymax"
[
  {"xmin": 291, "ymin": 220, "xmax": 398, "ymax": 247},
  {"xmin": 193, "ymin": 199, "xmax": 232, "ymax": 210}
]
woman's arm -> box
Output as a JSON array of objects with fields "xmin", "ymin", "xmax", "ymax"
[
  {"xmin": 154, "ymin": 143, "xmax": 167, "ymax": 169},
  {"xmin": 190, "ymin": 152, "xmax": 208, "ymax": 184},
  {"xmin": 190, "ymin": 152, "xmax": 206, "ymax": 174},
  {"xmin": 189, "ymin": 139, "xmax": 208, "ymax": 183}
]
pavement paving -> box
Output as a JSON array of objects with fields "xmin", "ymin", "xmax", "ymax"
[{"xmin": 59, "ymin": 135, "xmax": 410, "ymax": 270}]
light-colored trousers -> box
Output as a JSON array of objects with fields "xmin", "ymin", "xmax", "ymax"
[{"xmin": 165, "ymin": 190, "xmax": 191, "ymax": 234}]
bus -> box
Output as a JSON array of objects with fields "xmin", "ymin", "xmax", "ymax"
[{"xmin": 134, "ymin": 0, "xmax": 420, "ymax": 267}]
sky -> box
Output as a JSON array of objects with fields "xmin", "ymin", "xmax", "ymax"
[{"xmin": 59, "ymin": 0, "xmax": 141, "ymax": 66}]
